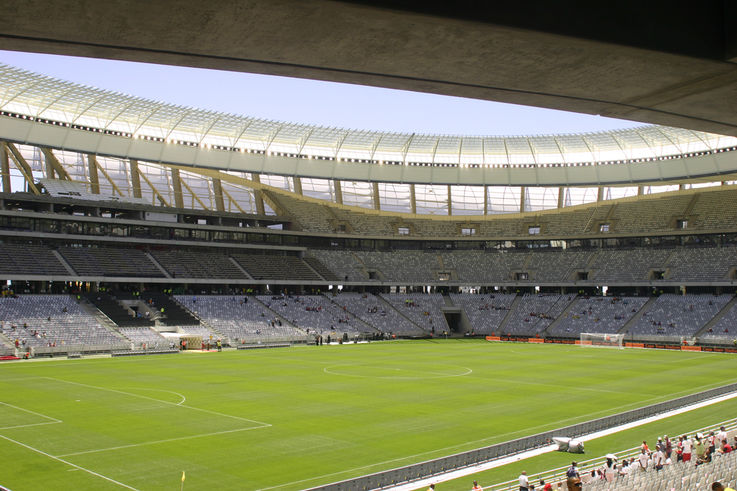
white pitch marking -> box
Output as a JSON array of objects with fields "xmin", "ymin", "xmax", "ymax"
[
  {"xmin": 42, "ymin": 377, "xmax": 271, "ymax": 427},
  {"xmin": 0, "ymin": 433, "xmax": 139, "ymax": 490},
  {"xmin": 57, "ymin": 425, "xmax": 266, "ymax": 458},
  {"xmin": 119, "ymin": 387, "xmax": 187, "ymax": 406},
  {"xmin": 0, "ymin": 401, "xmax": 62, "ymax": 424},
  {"xmin": 323, "ymin": 364, "xmax": 473, "ymax": 380}
]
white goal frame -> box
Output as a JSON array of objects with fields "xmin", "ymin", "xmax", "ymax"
[{"xmin": 580, "ymin": 332, "xmax": 625, "ymax": 349}]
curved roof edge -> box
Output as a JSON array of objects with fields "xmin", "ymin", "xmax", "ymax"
[{"xmin": 1, "ymin": 63, "xmax": 737, "ymax": 186}]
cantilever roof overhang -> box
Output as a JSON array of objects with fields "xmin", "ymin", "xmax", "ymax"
[{"xmin": 1, "ymin": 64, "xmax": 737, "ymax": 187}]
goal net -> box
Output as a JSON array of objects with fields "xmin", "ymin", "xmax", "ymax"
[{"xmin": 580, "ymin": 332, "xmax": 624, "ymax": 349}]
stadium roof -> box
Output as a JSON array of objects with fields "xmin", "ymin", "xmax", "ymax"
[{"xmin": 1, "ymin": 64, "xmax": 737, "ymax": 187}]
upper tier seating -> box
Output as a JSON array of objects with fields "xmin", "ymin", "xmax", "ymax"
[
  {"xmin": 232, "ymin": 253, "xmax": 321, "ymax": 281},
  {"xmin": 150, "ymin": 249, "xmax": 247, "ymax": 279},
  {"xmin": 59, "ymin": 246, "xmax": 164, "ymax": 277},
  {"xmin": 0, "ymin": 242, "xmax": 69, "ymax": 276}
]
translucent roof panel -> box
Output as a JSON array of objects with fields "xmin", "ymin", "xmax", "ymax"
[{"xmin": 0, "ymin": 63, "xmax": 734, "ymax": 175}]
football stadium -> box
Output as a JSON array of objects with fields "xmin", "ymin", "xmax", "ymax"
[{"xmin": 1, "ymin": 2, "xmax": 737, "ymax": 490}]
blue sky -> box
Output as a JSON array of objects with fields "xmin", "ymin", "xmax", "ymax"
[{"xmin": 0, "ymin": 50, "xmax": 644, "ymax": 136}]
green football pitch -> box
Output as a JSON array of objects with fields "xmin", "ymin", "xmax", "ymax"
[{"xmin": 0, "ymin": 339, "xmax": 735, "ymax": 491}]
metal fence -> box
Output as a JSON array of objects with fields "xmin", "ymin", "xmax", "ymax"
[{"xmin": 307, "ymin": 382, "xmax": 737, "ymax": 491}]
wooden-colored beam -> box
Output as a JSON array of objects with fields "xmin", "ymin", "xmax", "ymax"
[
  {"xmin": 372, "ymin": 182, "xmax": 380, "ymax": 210},
  {"xmin": 410, "ymin": 184, "xmax": 417, "ymax": 214},
  {"xmin": 519, "ymin": 186, "xmax": 526, "ymax": 213},
  {"xmin": 333, "ymin": 179, "xmax": 343, "ymax": 205},
  {"xmin": 293, "ymin": 176, "xmax": 303, "ymax": 195},
  {"xmin": 89, "ymin": 154, "xmax": 124, "ymax": 197},
  {"xmin": 558, "ymin": 187, "xmax": 565, "ymax": 208},
  {"xmin": 0, "ymin": 143, "xmax": 10, "ymax": 193},
  {"xmin": 251, "ymin": 173, "xmax": 266, "ymax": 215},
  {"xmin": 171, "ymin": 168, "xmax": 184, "ymax": 208},
  {"xmin": 483, "ymin": 185, "xmax": 489, "ymax": 215},
  {"xmin": 220, "ymin": 186, "xmax": 248, "ymax": 214},
  {"xmin": 138, "ymin": 169, "xmax": 170, "ymax": 207},
  {"xmin": 40, "ymin": 147, "xmax": 72, "ymax": 181},
  {"xmin": 179, "ymin": 177, "xmax": 210, "ymax": 211},
  {"xmin": 129, "ymin": 159, "xmax": 142, "ymax": 198},
  {"xmin": 5, "ymin": 142, "xmax": 40, "ymax": 194},
  {"xmin": 87, "ymin": 154, "xmax": 100, "ymax": 194},
  {"xmin": 212, "ymin": 177, "xmax": 225, "ymax": 212}
]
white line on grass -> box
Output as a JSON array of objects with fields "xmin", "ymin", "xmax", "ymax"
[
  {"xmin": 323, "ymin": 364, "xmax": 473, "ymax": 379},
  {"xmin": 42, "ymin": 376, "xmax": 271, "ymax": 427},
  {"xmin": 0, "ymin": 401, "xmax": 62, "ymax": 423},
  {"xmin": 0, "ymin": 433, "xmax": 139, "ymax": 490},
  {"xmin": 56, "ymin": 426, "xmax": 266, "ymax": 457},
  {"xmin": 118, "ymin": 387, "xmax": 187, "ymax": 405},
  {"xmin": 386, "ymin": 390, "xmax": 737, "ymax": 491}
]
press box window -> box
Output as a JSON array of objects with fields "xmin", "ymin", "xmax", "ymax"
[
  {"xmin": 461, "ymin": 227, "xmax": 476, "ymax": 236},
  {"xmin": 528, "ymin": 226, "xmax": 541, "ymax": 235},
  {"xmin": 599, "ymin": 223, "xmax": 610, "ymax": 233},
  {"xmin": 397, "ymin": 227, "xmax": 410, "ymax": 236},
  {"xmin": 676, "ymin": 219, "xmax": 688, "ymax": 230}
]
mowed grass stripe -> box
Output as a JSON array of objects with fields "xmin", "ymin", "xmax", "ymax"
[{"xmin": 0, "ymin": 340, "xmax": 735, "ymax": 490}]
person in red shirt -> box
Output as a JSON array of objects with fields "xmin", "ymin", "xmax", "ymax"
[
  {"xmin": 540, "ymin": 479, "xmax": 552, "ymax": 491},
  {"xmin": 720, "ymin": 440, "xmax": 732, "ymax": 454}
]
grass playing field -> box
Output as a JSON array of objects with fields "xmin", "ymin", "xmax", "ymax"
[{"xmin": 0, "ymin": 339, "xmax": 735, "ymax": 491}]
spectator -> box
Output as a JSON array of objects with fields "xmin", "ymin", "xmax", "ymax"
[{"xmin": 519, "ymin": 470, "xmax": 529, "ymax": 491}]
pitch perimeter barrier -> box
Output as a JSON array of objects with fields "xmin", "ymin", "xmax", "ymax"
[{"xmin": 306, "ymin": 381, "xmax": 737, "ymax": 491}]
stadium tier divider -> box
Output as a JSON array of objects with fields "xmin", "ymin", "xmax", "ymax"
[{"xmin": 305, "ymin": 382, "xmax": 737, "ymax": 491}]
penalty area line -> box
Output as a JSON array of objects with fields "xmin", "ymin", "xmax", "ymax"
[
  {"xmin": 384, "ymin": 390, "xmax": 737, "ymax": 491},
  {"xmin": 0, "ymin": 433, "xmax": 139, "ymax": 490}
]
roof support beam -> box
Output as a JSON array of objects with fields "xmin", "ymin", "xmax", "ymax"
[
  {"xmin": 212, "ymin": 177, "xmax": 225, "ymax": 212},
  {"xmin": 220, "ymin": 186, "xmax": 247, "ymax": 215},
  {"xmin": 250, "ymin": 173, "xmax": 266, "ymax": 215},
  {"xmin": 483, "ymin": 185, "xmax": 489, "ymax": 215},
  {"xmin": 170, "ymin": 167, "xmax": 184, "ymax": 208},
  {"xmin": 293, "ymin": 176, "xmax": 303, "ymax": 195},
  {"xmin": 333, "ymin": 179, "xmax": 343, "ymax": 205},
  {"xmin": 637, "ymin": 185, "xmax": 645, "ymax": 196},
  {"xmin": 519, "ymin": 186, "xmax": 526, "ymax": 213},
  {"xmin": 410, "ymin": 184, "xmax": 417, "ymax": 214},
  {"xmin": 5, "ymin": 142, "xmax": 40, "ymax": 195},
  {"xmin": 179, "ymin": 175, "xmax": 210, "ymax": 211},
  {"xmin": 138, "ymin": 168, "xmax": 170, "ymax": 207},
  {"xmin": 0, "ymin": 143, "xmax": 10, "ymax": 193},
  {"xmin": 40, "ymin": 147, "xmax": 72, "ymax": 181},
  {"xmin": 88, "ymin": 154, "xmax": 124, "ymax": 197},
  {"xmin": 372, "ymin": 182, "xmax": 380, "ymax": 210},
  {"xmin": 447, "ymin": 185, "xmax": 452, "ymax": 216},
  {"xmin": 597, "ymin": 186, "xmax": 605, "ymax": 202},
  {"xmin": 87, "ymin": 154, "xmax": 100, "ymax": 194},
  {"xmin": 558, "ymin": 187, "xmax": 565, "ymax": 208},
  {"xmin": 129, "ymin": 159, "xmax": 142, "ymax": 198}
]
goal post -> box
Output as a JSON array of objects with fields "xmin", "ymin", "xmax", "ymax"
[{"xmin": 580, "ymin": 332, "xmax": 625, "ymax": 349}]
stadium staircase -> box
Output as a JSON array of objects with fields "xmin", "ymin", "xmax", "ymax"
[
  {"xmin": 303, "ymin": 257, "xmax": 339, "ymax": 281},
  {"xmin": 51, "ymin": 250, "xmax": 77, "ymax": 275},
  {"xmin": 227, "ymin": 257, "xmax": 252, "ymax": 279},
  {"xmin": 497, "ymin": 294, "xmax": 521, "ymax": 333},
  {"xmin": 142, "ymin": 292, "xmax": 199, "ymax": 326},
  {"xmin": 144, "ymin": 252, "xmax": 172, "ymax": 278},
  {"xmin": 695, "ymin": 295, "xmax": 737, "ymax": 338},
  {"xmin": 249, "ymin": 297, "xmax": 304, "ymax": 333},
  {"xmin": 617, "ymin": 296, "xmax": 657, "ymax": 334},
  {"xmin": 0, "ymin": 332, "xmax": 16, "ymax": 353},
  {"xmin": 77, "ymin": 297, "xmax": 132, "ymax": 341},
  {"xmin": 84, "ymin": 292, "xmax": 154, "ymax": 327},
  {"xmin": 541, "ymin": 294, "xmax": 580, "ymax": 335}
]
